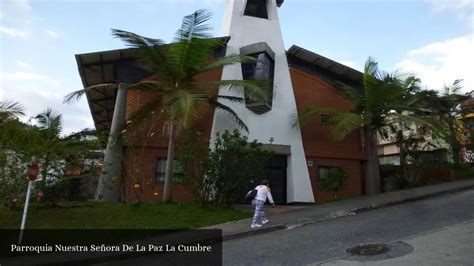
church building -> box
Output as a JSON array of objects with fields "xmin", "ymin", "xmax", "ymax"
[{"xmin": 76, "ymin": 0, "xmax": 367, "ymax": 204}]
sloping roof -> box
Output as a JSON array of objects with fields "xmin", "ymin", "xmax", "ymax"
[
  {"xmin": 287, "ymin": 45, "xmax": 363, "ymax": 84},
  {"xmin": 76, "ymin": 37, "xmax": 230, "ymax": 146},
  {"xmin": 76, "ymin": 48, "xmax": 146, "ymax": 144}
]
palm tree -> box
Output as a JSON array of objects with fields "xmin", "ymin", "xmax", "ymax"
[
  {"xmin": 65, "ymin": 9, "xmax": 269, "ymax": 202},
  {"xmin": 422, "ymin": 80, "xmax": 469, "ymax": 164},
  {"xmin": 34, "ymin": 108, "xmax": 63, "ymax": 187},
  {"xmin": 385, "ymin": 77, "xmax": 445, "ymax": 183},
  {"xmin": 0, "ymin": 100, "xmax": 25, "ymax": 123},
  {"xmin": 297, "ymin": 58, "xmax": 419, "ymax": 195},
  {"xmin": 33, "ymin": 108, "xmax": 99, "ymax": 190}
]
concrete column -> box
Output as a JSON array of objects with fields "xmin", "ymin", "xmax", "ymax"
[{"xmin": 96, "ymin": 83, "xmax": 128, "ymax": 202}]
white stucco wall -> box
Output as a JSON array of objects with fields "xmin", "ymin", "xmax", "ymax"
[{"xmin": 210, "ymin": 0, "xmax": 314, "ymax": 203}]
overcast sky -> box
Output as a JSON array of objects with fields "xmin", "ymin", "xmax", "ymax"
[{"xmin": 1, "ymin": 0, "xmax": 473, "ymax": 134}]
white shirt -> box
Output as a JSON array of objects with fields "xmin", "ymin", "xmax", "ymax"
[{"xmin": 254, "ymin": 185, "xmax": 274, "ymax": 204}]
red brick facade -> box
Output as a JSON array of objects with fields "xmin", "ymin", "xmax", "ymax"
[
  {"xmin": 290, "ymin": 68, "xmax": 367, "ymax": 203},
  {"xmin": 121, "ymin": 65, "xmax": 367, "ymax": 204},
  {"xmin": 122, "ymin": 69, "xmax": 222, "ymax": 203}
]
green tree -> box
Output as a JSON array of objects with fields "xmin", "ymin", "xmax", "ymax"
[
  {"xmin": 382, "ymin": 76, "xmax": 444, "ymax": 183},
  {"xmin": 421, "ymin": 80, "xmax": 470, "ymax": 164},
  {"xmin": 34, "ymin": 108, "xmax": 63, "ymax": 187},
  {"xmin": 202, "ymin": 130, "xmax": 273, "ymax": 207},
  {"xmin": 65, "ymin": 9, "xmax": 269, "ymax": 202},
  {"xmin": 175, "ymin": 129, "xmax": 209, "ymax": 203},
  {"xmin": 296, "ymin": 58, "xmax": 425, "ymax": 195},
  {"xmin": 0, "ymin": 100, "xmax": 25, "ymax": 124},
  {"xmin": 32, "ymin": 108, "xmax": 100, "ymax": 205},
  {"xmin": 0, "ymin": 104, "xmax": 100, "ymax": 206}
]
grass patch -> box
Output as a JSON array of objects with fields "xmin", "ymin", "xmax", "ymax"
[{"xmin": 0, "ymin": 202, "xmax": 252, "ymax": 229}]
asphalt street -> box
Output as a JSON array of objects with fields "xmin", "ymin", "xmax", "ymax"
[
  {"xmin": 223, "ymin": 189, "xmax": 474, "ymax": 265},
  {"xmin": 93, "ymin": 189, "xmax": 474, "ymax": 266}
]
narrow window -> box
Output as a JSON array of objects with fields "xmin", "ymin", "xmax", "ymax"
[
  {"xmin": 241, "ymin": 52, "xmax": 274, "ymax": 114},
  {"xmin": 155, "ymin": 159, "xmax": 167, "ymax": 182},
  {"xmin": 317, "ymin": 166, "xmax": 339, "ymax": 182},
  {"xmin": 155, "ymin": 158, "xmax": 183, "ymax": 182},
  {"xmin": 244, "ymin": 0, "xmax": 268, "ymax": 19}
]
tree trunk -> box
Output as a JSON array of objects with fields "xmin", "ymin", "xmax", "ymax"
[
  {"xmin": 364, "ymin": 128, "xmax": 381, "ymax": 196},
  {"xmin": 162, "ymin": 121, "xmax": 175, "ymax": 203},
  {"xmin": 449, "ymin": 122, "xmax": 461, "ymax": 165},
  {"xmin": 397, "ymin": 131, "xmax": 409, "ymax": 183},
  {"xmin": 399, "ymin": 145, "xmax": 409, "ymax": 182},
  {"xmin": 449, "ymin": 122, "xmax": 461, "ymax": 164},
  {"xmin": 41, "ymin": 154, "xmax": 50, "ymax": 187}
]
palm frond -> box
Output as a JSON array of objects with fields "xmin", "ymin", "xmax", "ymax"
[
  {"xmin": 200, "ymin": 54, "xmax": 256, "ymax": 73},
  {"xmin": 213, "ymin": 101, "xmax": 248, "ymax": 132},
  {"xmin": 362, "ymin": 66, "xmax": 382, "ymax": 106},
  {"xmin": 34, "ymin": 108, "xmax": 62, "ymax": 134},
  {"xmin": 365, "ymin": 76, "xmax": 404, "ymax": 115},
  {"xmin": 443, "ymin": 79, "xmax": 463, "ymax": 96},
  {"xmin": 170, "ymin": 10, "xmax": 225, "ymax": 81},
  {"xmin": 334, "ymin": 82, "xmax": 365, "ymax": 107},
  {"xmin": 111, "ymin": 29, "xmax": 164, "ymax": 47},
  {"xmin": 63, "ymin": 83, "xmax": 117, "ymax": 104},
  {"xmin": 295, "ymin": 106, "xmax": 342, "ymax": 128},
  {"xmin": 123, "ymin": 98, "xmax": 164, "ymax": 135},
  {"xmin": 201, "ymin": 79, "xmax": 271, "ymax": 102},
  {"xmin": 126, "ymin": 80, "xmax": 169, "ymax": 92},
  {"xmin": 364, "ymin": 57, "xmax": 382, "ymax": 80},
  {"xmin": 216, "ymin": 95, "xmax": 246, "ymax": 104},
  {"xmin": 391, "ymin": 113, "xmax": 447, "ymax": 138},
  {"xmin": 327, "ymin": 112, "xmax": 364, "ymax": 141},
  {"xmin": 165, "ymin": 90, "xmax": 210, "ymax": 129},
  {"xmin": 170, "ymin": 37, "xmax": 223, "ymax": 81},
  {"xmin": 174, "ymin": 9, "xmax": 214, "ymax": 41},
  {"xmin": 403, "ymin": 75, "xmax": 422, "ymax": 93},
  {"xmin": 0, "ymin": 100, "xmax": 25, "ymax": 119},
  {"xmin": 294, "ymin": 104, "xmax": 363, "ymax": 140},
  {"xmin": 111, "ymin": 29, "xmax": 177, "ymax": 82}
]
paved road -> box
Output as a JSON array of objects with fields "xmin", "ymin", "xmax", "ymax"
[
  {"xmin": 223, "ymin": 189, "xmax": 474, "ymax": 266},
  {"xmin": 319, "ymin": 221, "xmax": 474, "ymax": 266}
]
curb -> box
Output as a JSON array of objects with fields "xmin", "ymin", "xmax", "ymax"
[
  {"xmin": 221, "ymin": 184, "xmax": 474, "ymax": 241},
  {"xmin": 222, "ymin": 225, "xmax": 286, "ymax": 241},
  {"xmin": 352, "ymin": 184, "xmax": 474, "ymax": 214}
]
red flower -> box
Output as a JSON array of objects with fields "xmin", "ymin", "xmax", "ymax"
[{"xmin": 37, "ymin": 191, "xmax": 44, "ymax": 197}]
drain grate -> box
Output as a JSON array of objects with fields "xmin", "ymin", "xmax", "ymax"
[{"xmin": 347, "ymin": 244, "xmax": 390, "ymax": 256}]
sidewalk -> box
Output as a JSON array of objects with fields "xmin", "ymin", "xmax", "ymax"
[
  {"xmin": 317, "ymin": 220, "xmax": 474, "ymax": 265},
  {"xmin": 204, "ymin": 179, "xmax": 474, "ymax": 241}
]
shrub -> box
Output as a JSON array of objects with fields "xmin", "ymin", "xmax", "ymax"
[
  {"xmin": 393, "ymin": 174, "xmax": 410, "ymax": 189},
  {"xmin": 0, "ymin": 152, "xmax": 29, "ymax": 209},
  {"xmin": 178, "ymin": 129, "xmax": 273, "ymax": 207},
  {"xmin": 319, "ymin": 166, "xmax": 348, "ymax": 200}
]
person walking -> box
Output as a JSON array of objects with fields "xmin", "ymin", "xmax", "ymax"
[{"xmin": 251, "ymin": 179, "xmax": 275, "ymax": 229}]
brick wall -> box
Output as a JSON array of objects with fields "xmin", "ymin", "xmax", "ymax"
[
  {"xmin": 121, "ymin": 69, "xmax": 222, "ymax": 203},
  {"xmin": 306, "ymin": 157, "xmax": 363, "ymax": 203},
  {"xmin": 290, "ymin": 67, "xmax": 367, "ymax": 202}
]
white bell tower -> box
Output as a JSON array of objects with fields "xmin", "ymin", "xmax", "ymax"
[{"xmin": 210, "ymin": 0, "xmax": 315, "ymax": 203}]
